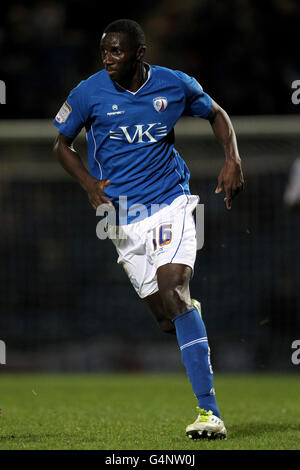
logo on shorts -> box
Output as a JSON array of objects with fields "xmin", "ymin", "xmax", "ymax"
[
  {"xmin": 153, "ymin": 97, "xmax": 168, "ymax": 112},
  {"xmin": 130, "ymin": 276, "xmax": 140, "ymax": 291}
]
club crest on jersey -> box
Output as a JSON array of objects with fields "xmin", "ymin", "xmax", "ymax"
[{"xmin": 153, "ymin": 97, "xmax": 168, "ymax": 112}]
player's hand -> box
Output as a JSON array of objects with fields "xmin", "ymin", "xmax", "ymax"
[
  {"xmin": 86, "ymin": 178, "xmax": 112, "ymax": 210},
  {"xmin": 215, "ymin": 159, "xmax": 244, "ymax": 210}
]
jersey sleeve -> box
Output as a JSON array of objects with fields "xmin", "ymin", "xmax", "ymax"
[
  {"xmin": 175, "ymin": 70, "xmax": 212, "ymax": 118},
  {"xmin": 53, "ymin": 81, "xmax": 89, "ymax": 139}
]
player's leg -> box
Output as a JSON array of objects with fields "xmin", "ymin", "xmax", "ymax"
[
  {"xmin": 143, "ymin": 291, "xmax": 176, "ymax": 334},
  {"xmin": 111, "ymin": 196, "xmax": 225, "ymax": 438},
  {"xmin": 144, "ymin": 196, "xmax": 222, "ymax": 425},
  {"xmin": 156, "ymin": 263, "xmax": 193, "ymax": 317},
  {"xmin": 156, "ymin": 262, "xmax": 225, "ymax": 439},
  {"xmin": 143, "ymin": 262, "xmax": 192, "ymax": 334},
  {"xmin": 144, "ymin": 292, "xmax": 201, "ymax": 335}
]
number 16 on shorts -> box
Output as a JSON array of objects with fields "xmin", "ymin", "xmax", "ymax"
[
  {"xmin": 152, "ymin": 224, "xmax": 172, "ymax": 250},
  {"xmin": 151, "ymin": 204, "xmax": 204, "ymax": 253}
]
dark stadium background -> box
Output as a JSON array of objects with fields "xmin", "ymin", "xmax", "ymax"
[{"xmin": 0, "ymin": 0, "xmax": 300, "ymax": 373}]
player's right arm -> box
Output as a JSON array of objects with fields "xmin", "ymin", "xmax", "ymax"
[
  {"xmin": 54, "ymin": 133, "xmax": 112, "ymax": 210},
  {"xmin": 53, "ymin": 80, "xmax": 112, "ymax": 210}
]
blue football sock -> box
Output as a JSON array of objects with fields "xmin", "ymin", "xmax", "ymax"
[{"xmin": 173, "ymin": 307, "xmax": 220, "ymax": 418}]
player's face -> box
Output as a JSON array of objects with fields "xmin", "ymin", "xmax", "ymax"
[{"xmin": 100, "ymin": 32, "xmax": 142, "ymax": 83}]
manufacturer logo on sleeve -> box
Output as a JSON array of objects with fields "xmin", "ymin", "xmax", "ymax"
[{"xmin": 153, "ymin": 97, "xmax": 168, "ymax": 112}]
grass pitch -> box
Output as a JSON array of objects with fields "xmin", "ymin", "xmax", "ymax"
[{"xmin": 0, "ymin": 372, "xmax": 299, "ymax": 450}]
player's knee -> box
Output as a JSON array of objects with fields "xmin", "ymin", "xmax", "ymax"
[
  {"xmin": 159, "ymin": 284, "xmax": 191, "ymax": 319},
  {"xmin": 157, "ymin": 318, "xmax": 176, "ymax": 335},
  {"xmin": 157, "ymin": 265, "xmax": 191, "ymax": 317}
]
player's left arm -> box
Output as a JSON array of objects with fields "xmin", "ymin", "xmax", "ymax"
[{"xmin": 207, "ymin": 100, "xmax": 244, "ymax": 210}]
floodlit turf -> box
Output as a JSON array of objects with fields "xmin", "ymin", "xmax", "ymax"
[{"xmin": 0, "ymin": 372, "xmax": 299, "ymax": 450}]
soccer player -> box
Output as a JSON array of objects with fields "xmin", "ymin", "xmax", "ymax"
[{"xmin": 53, "ymin": 19, "xmax": 244, "ymax": 440}]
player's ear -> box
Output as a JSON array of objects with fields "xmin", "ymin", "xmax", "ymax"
[{"xmin": 136, "ymin": 45, "xmax": 146, "ymax": 61}]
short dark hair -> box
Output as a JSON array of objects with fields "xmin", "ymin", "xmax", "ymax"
[{"xmin": 103, "ymin": 19, "xmax": 146, "ymax": 49}]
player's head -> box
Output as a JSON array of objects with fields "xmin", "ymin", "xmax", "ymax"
[
  {"xmin": 100, "ymin": 19, "xmax": 146, "ymax": 83},
  {"xmin": 103, "ymin": 19, "xmax": 146, "ymax": 50}
]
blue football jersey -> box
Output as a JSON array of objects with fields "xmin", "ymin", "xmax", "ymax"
[{"xmin": 53, "ymin": 64, "xmax": 212, "ymax": 223}]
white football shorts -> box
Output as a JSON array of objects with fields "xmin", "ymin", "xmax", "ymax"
[{"xmin": 108, "ymin": 194, "xmax": 199, "ymax": 299}]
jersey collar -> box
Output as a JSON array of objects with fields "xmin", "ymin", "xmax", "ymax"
[{"xmin": 113, "ymin": 63, "xmax": 152, "ymax": 95}]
